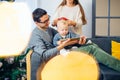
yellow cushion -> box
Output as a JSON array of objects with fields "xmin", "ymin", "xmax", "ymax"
[
  {"xmin": 112, "ymin": 40, "xmax": 120, "ymax": 60},
  {"xmin": 41, "ymin": 51, "xmax": 99, "ymax": 80}
]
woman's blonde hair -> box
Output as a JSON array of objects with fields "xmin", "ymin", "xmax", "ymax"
[{"xmin": 58, "ymin": 0, "xmax": 87, "ymax": 25}]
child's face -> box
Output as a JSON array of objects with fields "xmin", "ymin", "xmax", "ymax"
[{"xmin": 57, "ymin": 23, "xmax": 69, "ymax": 36}]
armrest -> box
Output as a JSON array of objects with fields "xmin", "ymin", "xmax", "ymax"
[{"xmin": 26, "ymin": 49, "xmax": 33, "ymax": 80}]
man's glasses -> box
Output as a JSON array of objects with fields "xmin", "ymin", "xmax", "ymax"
[{"xmin": 39, "ymin": 15, "xmax": 50, "ymax": 24}]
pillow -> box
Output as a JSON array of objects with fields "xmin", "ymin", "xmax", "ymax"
[{"xmin": 111, "ymin": 40, "xmax": 120, "ymax": 60}]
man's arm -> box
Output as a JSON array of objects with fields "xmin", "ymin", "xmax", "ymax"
[{"xmin": 28, "ymin": 32, "xmax": 59, "ymax": 62}]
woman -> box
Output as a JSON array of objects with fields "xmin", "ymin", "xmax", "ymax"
[{"xmin": 52, "ymin": 0, "xmax": 87, "ymax": 35}]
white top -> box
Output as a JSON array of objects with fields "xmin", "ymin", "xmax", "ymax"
[{"xmin": 52, "ymin": 5, "xmax": 83, "ymax": 35}]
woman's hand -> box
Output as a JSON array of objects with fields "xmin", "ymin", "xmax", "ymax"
[
  {"xmin": 52, "ymin": 19, "xmax": 58, "ymax": 26},
  {"xmin": 67, "ymin": 20, "xmax": 76, "ymax": 26}
]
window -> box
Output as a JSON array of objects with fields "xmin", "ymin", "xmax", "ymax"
[{"xmin": 92, "ymin": 0, "xmax": 120, "ymax": 37}]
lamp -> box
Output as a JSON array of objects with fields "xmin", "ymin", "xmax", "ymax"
[{"xmin": 0, "ymin": 1, "xmax": 32, "ymax": 57}]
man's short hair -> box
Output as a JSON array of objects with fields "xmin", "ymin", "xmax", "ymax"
[{"xmin": 32, "ymin": 8, "xmax": 47, "ymax": 22}]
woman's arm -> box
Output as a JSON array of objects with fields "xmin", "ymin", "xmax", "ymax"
[{"xmin": 52, "ymin": 6, "xmax": 62, "ymax": 26}]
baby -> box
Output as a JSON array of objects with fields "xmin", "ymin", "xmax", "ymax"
[{"xmin": 53, "ymin": 17, "xmax": 81, "ymax": 55}]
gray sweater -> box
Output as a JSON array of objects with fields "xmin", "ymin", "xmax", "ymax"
[{"xmin": 27, "ymin": 27, "xmax": 58, "ymax": 61}]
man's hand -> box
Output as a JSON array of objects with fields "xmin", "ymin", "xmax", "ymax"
[{"xmin": 79, "ymin": 36, "xmax": 86, "ymax": 45}]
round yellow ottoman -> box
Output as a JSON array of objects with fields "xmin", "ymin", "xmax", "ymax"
[{"xmin": 41, "ymin": 51, "xmax": 99, "ymax": 80}]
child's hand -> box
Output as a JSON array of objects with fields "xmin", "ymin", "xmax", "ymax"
[
  {"xmin": 62, "ymin": 38, "xmax": 78, "ymax": 46},
  {"xmin": 57, "ymin": 40, "xmax": 63, "ymax": 45},
  {"xmin": 57, "ymin": 39, "xmax": 78, "ymax": 51}
]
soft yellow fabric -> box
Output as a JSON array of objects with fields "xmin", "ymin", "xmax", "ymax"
[{"xmin": 112, "ymin": 40, "xmax": 120, "ymax": 60}]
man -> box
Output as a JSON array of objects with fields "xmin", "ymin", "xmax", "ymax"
[
  {"xmin": 27, "ymin": 8, "xmax": 82, "ymax": 80},
  {"xmin": 26, "ymin": 8, "xmax": 120, "ymax": 80}
]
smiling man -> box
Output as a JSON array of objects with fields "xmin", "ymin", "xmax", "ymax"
[{"xmin": 26, "ymin": 8, "xmax": 79, "ymax": 80}]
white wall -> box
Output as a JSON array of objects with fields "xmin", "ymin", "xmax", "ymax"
[
  {"xmin": 38, "ymin": 0, "xmax": 92, "ymax": 38},
  {"xmin": 15, "ymin": 0, "xmax": 37, "ymax": 11},
  {"xmin": 15, "ymin": 0, "xmax": 92, "ymax": 38},
  {"xmin": 15, "ymin": 0, "xmax": 38, "ymax": 30},
  {"xmin": 80, "ymin": 0, "xmax": 92, "ymax": 38}
]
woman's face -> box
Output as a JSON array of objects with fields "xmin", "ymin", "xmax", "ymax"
[{"xmin": 66, "ymin": 0, "xmax": 74, "ymax": 4}]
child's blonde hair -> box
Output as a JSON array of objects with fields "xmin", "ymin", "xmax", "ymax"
[
  {"xmin": 57, "ymin": 20, "xmax": 68, "ymax": 28},
  {"xmin": 57, "ymin": 17, "xmax": 69, "ymax": 29}
]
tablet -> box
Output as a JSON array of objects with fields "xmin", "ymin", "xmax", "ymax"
[
  {"xmin": 70, "ymin": 37, "xmax": 80, "ymax": 41},
  {"xmin": 60, "ymin": 37, "xmax": 80, "ymax": 41}
]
